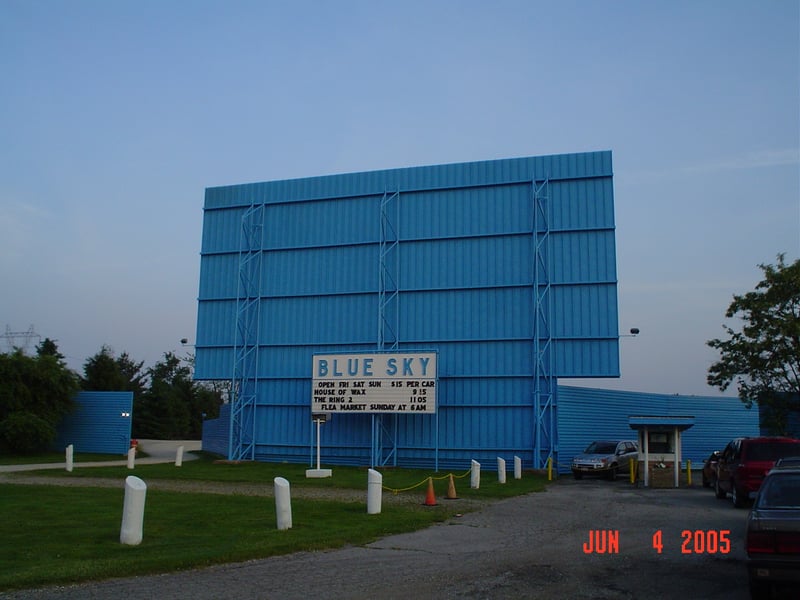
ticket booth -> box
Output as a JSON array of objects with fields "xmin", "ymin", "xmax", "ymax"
[{"xmin": 628, "ymin": 416, "xmax": 695, "ymax": 488}]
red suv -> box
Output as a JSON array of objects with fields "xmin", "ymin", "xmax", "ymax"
[{"xmin": 715, "ymin": 437, "xmax": 800, "ymax": 508}]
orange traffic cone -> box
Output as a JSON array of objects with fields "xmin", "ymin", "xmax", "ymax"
[
  {"xmin": 423, "ymin": 476, "xmax": 438, "ymax": 506},
  {"xmin": 446, "ymin": 473, "xmax": 459, "ymax": 500}
]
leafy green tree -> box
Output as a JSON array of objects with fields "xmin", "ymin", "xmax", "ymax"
[
  {"xmin": 82, "ymin": 346, "xmax": 146, "ymax": 396},
  {"xmin": 707, "ymin": 255, "xmax": 800, "ymax": 434},
  {"xmin": 0, "ymin": 340, "xmax": 79, "ymax": 454},
  {"xmin": 133, "ymin": 352, "xmax": 222, "ymax": 439},
  {"xmin": 37, "ymin": 338, "xmax": 64, "ymax": 361}
]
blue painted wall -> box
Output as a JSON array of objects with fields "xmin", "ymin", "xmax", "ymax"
[
  {"xmin": 202, "ymin": 402, "xmax": 230, "ymax": 456},
  {"xmin": 54, "ymin": 391, "xmax": 133, "ymax": 455},
  {"xmin": 195, "ymin": 151, "xmax": 619, "ymax": 469},
  {"xmin": 557, "ymin": 386, "xmax": 761, "ymax": 473}
]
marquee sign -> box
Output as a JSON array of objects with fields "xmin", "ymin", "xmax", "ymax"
[{"xmin": 312, "ymin": 352, "xmax": 437, "ymax": 414}]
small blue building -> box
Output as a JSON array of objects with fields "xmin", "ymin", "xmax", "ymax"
[{"xmin": 54, "ymin": 391, "xmax": 133, "ymax": 455}]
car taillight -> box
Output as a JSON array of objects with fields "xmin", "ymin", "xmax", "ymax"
[
  {"xmin": 748, "ymin": 531, "xmax": 800, "ymax": 554},
  {"xmin": 747, "ymin": 531, "xmax": 775, "ymax": 554},
  {"xmin": 776, "ymin": 532, "xmax": 800, "ymax": 554}
]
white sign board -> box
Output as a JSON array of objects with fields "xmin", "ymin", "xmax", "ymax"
[{"xmin": 312, "ymin": 352, "xmax": 437, "ymax": 414}]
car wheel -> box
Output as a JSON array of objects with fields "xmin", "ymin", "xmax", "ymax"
[
  {"xmin": 607, "ymin": 465, "xmax": 617, "ymax": 481},
  {"xmin": 732, "ymin": 483, "xmax": 747, "ymax": 508},
  {"xmin": 702, "ymin": 474, "xmax": 710, "ymax": 488},
  {"xmin": 714, "ymin": 479, "xmax": 726, "ymax": 499},
  {"xmin": 573, "ymin": 472, "xmax": 582, "ymax": 480}
]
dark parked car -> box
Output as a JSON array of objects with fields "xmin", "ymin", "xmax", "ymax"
[
  {"xmin": 571, "ymin": 440, "xmax": 638, "ymax": 480},
  {"xmin": 702, "ymin": 450, "xmax": 721, "ymax": 488},
  {"xmin": 715, "ymin": 437, "xmax": 800, "ymax": 508},
  {"xmin": 745, "ymin": 463, "xmax": 800, "ymax": 598}
]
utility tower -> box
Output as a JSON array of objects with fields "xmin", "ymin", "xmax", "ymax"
[{"xmin": 2, "ymin": 325, "xmax": 42, "ymax": 354}]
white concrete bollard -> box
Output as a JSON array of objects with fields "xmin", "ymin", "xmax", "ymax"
[
  {"xmin": 65, "ymin": 444, "xmax": 74, "ymax": 472},
  {"xmin": 470, "ymin": 459, "xmax": 481, "ymax": 489},
  {"xmin": 514, "ymin": 456, "xmax": 522, "ymax": 480},
  {"xmin": 274, "ymin": 477, "xmax": 292, "ymax": 530},
  {"xmin": 367, "ymin": 469, "xmax": 382, "ymax": 515},
  {"xmin": 120, "ymin": 476, "xmax": 147, "ymax": 545},
  {"xmin": 127, "ymin": 447, "xmax": 136, "ymax": 469},
  {"xmin": 175, "ymin": 445, "xmax": 184, "ymax": 467},
  {"xmin": 497, "ymin": 457, "xmax": 507, "ymax": 484}
]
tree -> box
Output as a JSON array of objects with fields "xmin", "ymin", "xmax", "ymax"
[
  {"xmin": 133, "ymin": 352, "xmax": 223, "ymax": 439},
  {"xmin": 707, "ymin": 255, "xmax": 800, "ymax": 433},
  {"xmin": 37, "ymin": 337, "xmax": 64, "ymax": 361},
  {"xmin": 82, "ymin": 346, "xmax": 146, "ymax": 396},
  {"xmin": 0, "ymin": 341, "xmax": 80, "ymax": 454}
]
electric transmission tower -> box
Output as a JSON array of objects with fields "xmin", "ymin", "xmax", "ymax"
[{"xmin": 2, "ymin": 324, "xmax": 42, "ymax": 354}]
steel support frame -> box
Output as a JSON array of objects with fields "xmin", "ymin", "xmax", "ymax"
[
  {"xmin": 532, "ymin": 178, "xmax": 556, "ymax": 469},
  {"xmin": 373, "ymin": 190, "xmax": 401, "ymax": 468},
  {"xmin": 229, "ymin": 202, "xmax": 265, "ymax": 461}
]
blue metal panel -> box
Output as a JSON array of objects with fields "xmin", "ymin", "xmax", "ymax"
[
  {"xmin": 202, "ymin": 402, "xmax": 230, "ymax": 456},
  {"xmin": 54, "ymin": 391, "xmax": 133, "ymax": 455},
  {"xmin": 557, "ymin": 386, "xmax": 760, "ymax": 473},
  {"xmin": 196, "ymin": 151, "xmax": 619, "ymax": 468}
]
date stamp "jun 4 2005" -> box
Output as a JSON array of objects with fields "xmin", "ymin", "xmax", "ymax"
[{"xmin": 582, "ymin": 529, "xmax": 732, "ymax": 555}]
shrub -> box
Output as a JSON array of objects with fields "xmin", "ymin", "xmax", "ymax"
[{"xmin": 0, "ymin": 411, "xmax": 56, "ymax": 454}]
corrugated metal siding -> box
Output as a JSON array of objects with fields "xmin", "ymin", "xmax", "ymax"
[
  {"xmin": 54, "ymin": 391, "xmax": 133, "ymax": 455},
  {"xmin": 202, "ymin": 402, "xmax": 230, "ymax": 456},
  {"xmin": 196, "ymin": 151, "xmax": 619, "ymax": 468},
  {"xmin": 757, "ymin": 394, "xmax": 800, "ymax": 437},
  {"xmin": 557, "ymin": 386, "xmax": 761, "ymax": 473}
]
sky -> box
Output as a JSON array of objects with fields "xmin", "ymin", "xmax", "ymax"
[{"xmin": 1, "ymin": 0, "xmax": 798, "ymax": 397}]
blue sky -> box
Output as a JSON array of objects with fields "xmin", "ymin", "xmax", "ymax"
[{"xmin": 1, "ymin": 1, "xmax": 798, "ymax": 396}]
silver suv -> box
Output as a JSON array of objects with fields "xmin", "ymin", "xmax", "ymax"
[{"xmin": 571, "ymin": 440, "xmax": 639, "ymax": 480}]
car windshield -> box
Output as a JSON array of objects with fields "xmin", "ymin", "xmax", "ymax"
[
  {"xmin": 747, "ymin": 442, "xmax": 800, "ymax": 461},
  {"xmin": 584, "ymin": 442, "xmax": 617, "ymax": 454},
  {"xmin": 756, "ymin": 473, "xmax": 800, "ymax": 509}
]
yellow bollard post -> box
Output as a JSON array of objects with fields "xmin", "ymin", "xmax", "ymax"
[
  {"xmin": 687, "ymin": 460, "xmax": 692, "ymax": 487},
  {"xmin": 547, "ymin": 457, "xmax": 552, "ymax": 481},
  {"xmin": 630, "ymin": 457, "xmax": 635, "ymax": 484}
]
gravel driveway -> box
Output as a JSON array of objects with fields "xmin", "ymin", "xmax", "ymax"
[{"xmin": 1, "ymin": 477, "xmax": 754, "ymax": 600}]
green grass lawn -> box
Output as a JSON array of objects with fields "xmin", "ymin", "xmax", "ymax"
[
  {"xmin": 1, "ymin": 456, "xmax": 547, "ymax": 591},
  {"xmin": 22, "ymin": 453, "xmax": 547, "ymax": 499},
  {"xmin": 0, "ymin": 485, "xmax": 449, "ymax": 591}
]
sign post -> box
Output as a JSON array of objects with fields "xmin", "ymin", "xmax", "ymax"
[
  {"xmin": 306, "ymin": 413, "xmax": 332, "ymax": 478},
  {"xmin": 311, "ymin": 351, "xmax": 438, "ymax": 469}
]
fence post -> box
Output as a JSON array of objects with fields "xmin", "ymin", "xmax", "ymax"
[
  {"xmin": 65, "ymin": 444, "xmax": 73, "ymax": 472},
  {"xmin": 470, "ymin": 459, "xmax": 481, "ymax": 489},
  {"xmin": 367, "ymin": 469, "xmax": 382, "ymax": 515},
  {"xmin": 120, "ymin": 476, "xmax": 147, "ymax": 545},
  {"xmin": 497, "ymin": 457, "xmax": 507, "ymax": 483},
  {"xmin": 274, "ymin": 477, "xmax": 292, "ymax": 530}
]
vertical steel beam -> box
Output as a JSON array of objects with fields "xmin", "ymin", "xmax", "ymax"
[
  {"xmin": 374, "ymin": 190, "xmax": 400, "ymax": 467},
  {"xmin": 378, "ymin": 190, "xmax": 400, "ymax": 352},
  {"xmin": 532, "ymin": 178, "xmax": 556, "ymax": 469},
  {"xmin": 229, "ymin": 201, "xmax": 264, "ymax": 461}
]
